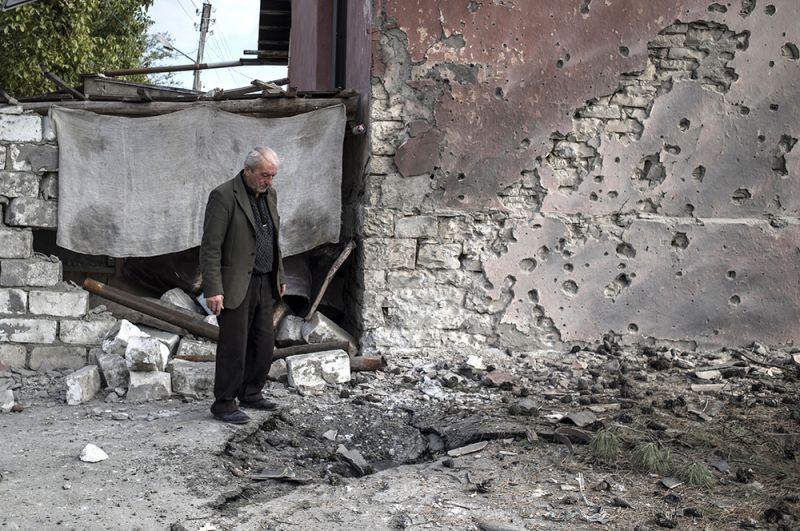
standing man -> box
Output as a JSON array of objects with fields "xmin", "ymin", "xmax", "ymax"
[{"xmin": 200, "ymin": 147, "xmax": 286, "ymax": 424}]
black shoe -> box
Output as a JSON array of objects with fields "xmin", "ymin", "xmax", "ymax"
[
  {"xmin": 239, "ymin": 398, "xmax": 278, "ymax": 411},
  {"xmin": 213, "ymin": 409, "xmax": 251, "ymax": 424}
]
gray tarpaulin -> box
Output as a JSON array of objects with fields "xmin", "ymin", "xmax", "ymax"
[{"xmin": 50, "ymin": 104, "xmax": 345, "ymax": 257}]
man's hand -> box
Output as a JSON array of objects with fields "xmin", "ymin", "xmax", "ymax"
[
  {"xmin": 207, "ymin": 294, "xmax": 224, "ymax": 315},
  {"xmin": 280, "ymin": 283, "xmax": 287, "ymax": 297}
]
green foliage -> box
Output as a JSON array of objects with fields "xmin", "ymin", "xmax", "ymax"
[
  {"xmin": 0, "ymin": 0, "xmax": 157, "ymax": 97},
  {"xmin": 684, "ymin": 461, "xmax": 713, "ymax": 489},
  {"xmin": 590, "ymin": 430, "xmax": 621, "ymax": 462},
  {"xmin": 632, "ymin": 441, "xmax": 672, "ymax": 474}
]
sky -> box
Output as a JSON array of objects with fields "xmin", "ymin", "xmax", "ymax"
[{"xmin": 147, "ymin": 0, "xmax": 288, "ymax": 91}]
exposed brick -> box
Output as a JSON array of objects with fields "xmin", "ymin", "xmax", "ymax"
[
  {"xmin": 395, "ymin": 215, "xmax": 438, "ymax": 238},
  {"xmin": 29, "ymin": 345, "xmax": 86, "ymax": 370},
  {"xmin": 0, "ymin": 344, "xmax": 26, "ymax": 368},
  {"xmin": 0, "ymin": 318, "xmax": 57, "ymax": 343},
  {"xmin": 0, "ymin": 288, "xmax": 27, "ymax": 314},
  {"xmin": 28, "ymin": 289, "xmax": 88, "ymax": 317},
  {"xmin": 361, "ymin": 238, "xmax": 416, "ymax": 270},
  {"xmin": 0, "ymin": 114, "xmax": 41, "ymax": 142},
  {"xmin": 5, "ymin": 197, "xmax": 57, "ymax": 228},
  {"xmin": 59, "ymin": 318, "xmax": 117, "ymax": 345},
  {"xmin": 0, "ymin": 258, "xmax": 61, "ymax": 286},
  {"xmin": 9, "ymin": 144, "xmax": 58, "ymax": 172},
  {"xmin": 417, "ymin": 243, "xmax": 462, "ymax": 269},
  {"xmin": 0, "ymin": 228, "xmax": 32, "ymax": 258},
  {"xmin": 0, "ymin": 171, "xmax": 40, "ymax": 197}
]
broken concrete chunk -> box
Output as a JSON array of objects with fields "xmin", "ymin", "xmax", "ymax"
[
  {"xmin": 268, "ymin": 358, "xmax": 287, "ymax": 382},
  {"xmin": 65, "ymin": 366, "xmax": 101, "ymax": 405},
  {"xmin": 125, "ymin": 336, "xmax": 169, "ymax": 372},
  {"xmin": 79, "ymin": 443, "xmax": 108, "ymax": 463},
  {"xmin": 466, "ymin": 355, "xmax": 486, "ymax": 371},
  {"xmin": 286, "ymin": 349, "xmax": 351, "ymax": 390},
  {"xmin": 694, "ymin": 369, "xmax": 722, "ymax": 380},
  {"xmin": 126, "ymin": 371, "xmax": 172, "ymax": 402},
  {"xmin": 175, "ymin": 337, "xmax": 217, "ymax": 361},
  {"xmin": 691, "ymin": 383, "xmax": 727, "ymax": 393},
  {"xmin": 95, "ymin": 351, "xmax": 130, "ymax": 390},
  {"xmin": 336, "ymin": 444, "xmax": 370, "ymax": 476},
  {"xmin": 160, "ymin": 288, "xmax": 203, "ymax": 315},
  {"xmin": 276, "ymin": 315, "xmax": 305, "ymax": 347},
  {"xmin": 483, "ymin": 370, "xmax": 514, "ymax": 388},
  {"xmin": 0, "ymin": 389, "xmax": 14, "ymax": 412},
  {"xmin": 447, "ymin": 440, "xmax": 488, "ymax": 457},
  {"xmin": 168, "ymin": 359, "xmax": 214, "ymax": 399},
  {"xmin": 301, "ymin": 313, "xmax": 356, "ymax": 355},
  {"xmin": 102, "ymin": 319, "xmax": 148, "ymax": 356},
  {"xmin": 137, "ymin": 326, "xmax": 181, "ymax": 355}
]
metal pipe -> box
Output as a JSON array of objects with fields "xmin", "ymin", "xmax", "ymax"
[
  {"xmin": 349, "ymin": 356, "xmax": 385, "ymax": 372},
  {"xmin": 83, "ymin": 278, "xmax": 220, "ymax": 341},
  {"xmin": 102, "ymin": 60, "xmax": 262, "ymax": 77},
  {"xmin": 272, "ymin": 341, "xmax": 352, "ymax": 360}
]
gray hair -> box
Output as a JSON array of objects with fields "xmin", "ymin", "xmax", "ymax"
[{"xmin": 244, "ymin": 147, "xmax": 279, "ymax": 169}]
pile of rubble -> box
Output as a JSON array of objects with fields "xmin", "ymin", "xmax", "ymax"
[{"xmin": 41, "ymin": 284, "xmax": 363, "ymax": 407}]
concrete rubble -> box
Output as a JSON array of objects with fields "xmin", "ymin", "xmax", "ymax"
[
  {"xmin": 0, "ymin": 388, "xmax": 14, "ymax": 412},
  {"xmin": 124, "ymin": 336, "xmax": 169, "ymax": 372},
  {"xmin": 286, "ymin": 349, "xmax": 351, "ymax": 391},
  {"xmin": 127, "ymin": 370, "xmax": 172, "ymax": 402},
  {"xmin": 168, "ymin": 359, "xmax": 214, "ymax": 399},
  {"xmin": 65, "ymin": 365, "xmax": 100, "ymax": 405}
]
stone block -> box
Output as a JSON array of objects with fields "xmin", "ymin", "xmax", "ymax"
[
  {"xmin": 175, "ymin": 337, "xmax": 217, "ymax": 361},
  {"xmin": 0, "ymin": 318, "xmax": 57, "ymax": 343},
  {"xmin": 5, "ymin": 197, "xmax": 57, "ymax": 228},
  {"xmin": 125, "ymin": 336, "xmax": 169, "ymax": 372},
  {"xmin": 380, "ymin": 175, "xmax": 433, "ymax": 209},
  {"xmin": 0, "ymin": 344, "xmax": 26, "ymax": 368},
  {"xmin": 286, "ymin": 349, "xmax": 351, "ymax": 390},
  {"xmin": 361, "ymin": 238, "xmax": 416, "ymax": 270},
  {"xmin": 29, "ymin": 345, "xmax": 86, "ymax": 370},
  {"xmin": 102, "ymin": 319, "xmax": 148, "ymax": 356},
  {"xmin": 0, "ymin": 257, "xmax": 61, "ymax": 286},
  {"xmin": 395, "ymin": 215, "xmax": 438, "ymax": 238},
  {"xmin": 28, "ymin": 288, "xmax": 88, "ymax": 317},
  {"xmin": 65, "ymin": 366, "xmax": 101, "ymax": 405},
  {"xmin": 41, "ymin": 115, "xmax": 56, "ymax": 141},
  {"xmin": 168, "ymin": 359, "xmax": 214, "ymax": 399},
  {"xmin": 9, "ymin": 144, "xmax": 58, "ymax": 172},
  {"xmin": 95, "ymin": 351, "xmax": 129, "ymax": 389},
  {"xmin": 301, "ymin": 312, "xmax": 357, "ymax": 353},
  {"xmin": 126, "ymin": 370, "xmax": 171, "ymax": 402},
  {"xmin": 0, "ymin": 171, "xmax": 39, "ymax": 197},
  {"xmin": 138, "ymin": 326, "xmax": 181, "ymax": 355},
  {"xmin": 160, "ymin": 288, "xmax": 203, "ymax": 314},
  {"xmin": 40, "ymin": 173, "xmax": 57, "ymax": 200},
  {"xmin": 60, "ymin": 318, "xmax": 117, "ymax": 344},
  {"xmin": 417, "ymin": 243, "xmax": 462, "ymax": 269},
  {"xmin": 366, "ymin": 155, "xmax": 396, "ymax": 175},
  {"xmin": 0, "ymin": 114, "xmax": 41, "ymax": 142},
  {"xmin": 268, "ymin": 358, "xmax": 287, "ymax": 381},
  {"xmin": 0, "ymin": 145, "xmax": 5, "ymax": 168},
  {"xmin": 276, "ymin": 315, "xmax": 306, "ymax": 347},
  {"xmin": 0, "ymin": 389, "xmax": 14, "ymax": 412},
  {"xmin": 359, "ymin": 207, "xmax": 394, "ymax": 237},
  {"xmin": 0, "ymin": 288, "xmax": 27, "ymax": 314},
  {"xmin": 0, "ymin": 227, "xmax": 32, "ymax": 258}
]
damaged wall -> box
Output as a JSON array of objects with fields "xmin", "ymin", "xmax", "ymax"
[{"xmin": 356, "ymin": 0, "xmax": 800, "ymax": 356}]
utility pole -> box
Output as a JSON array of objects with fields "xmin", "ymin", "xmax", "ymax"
[{"xmin": 194, "ymin": 2, "xmax": 212, "ymax": 91}]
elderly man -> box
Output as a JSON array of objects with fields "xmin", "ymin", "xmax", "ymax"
[{"xmin": 200, "ymin": 147, "xmax": 286, "ymax": 424}]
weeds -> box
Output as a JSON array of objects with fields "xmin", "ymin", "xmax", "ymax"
[
  {"xmin": 632, "ymin": 441, "xmax": 671, "ymax": 474},
  {"xmin": 685, "ymin": 461, "xmax": 714, "ymax": 488},
  {"xmin": 590, "ymin": 430, "xmax": 620, "ymax": 462}
]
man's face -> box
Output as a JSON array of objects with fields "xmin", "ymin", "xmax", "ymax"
[{"xmin": 243, "ymin": 157, "xmax": 278, "ymax": 195}]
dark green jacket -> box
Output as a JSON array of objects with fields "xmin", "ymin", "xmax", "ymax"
[{"xmin": 200, "ymin": 172, "xmax": 285, "ymax": 309}]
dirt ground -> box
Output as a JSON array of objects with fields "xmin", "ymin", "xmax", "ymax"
[{"xmin": 2, "ymin": 338, "xmax": 799, "ymax": 530}]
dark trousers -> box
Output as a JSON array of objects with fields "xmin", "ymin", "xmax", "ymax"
[{"xmin": 211, "ymin": 274, "xmax": 274, "ymax": 414}]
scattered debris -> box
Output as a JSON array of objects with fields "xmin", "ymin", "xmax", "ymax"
[{"xmin": 447, "ymin": 440, "xmax": 489, "ymax": 457}]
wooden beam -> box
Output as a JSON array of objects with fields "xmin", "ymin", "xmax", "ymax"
[{"xmin": 20, "ymin": 95, "xmax": 358, "ymax": 119}]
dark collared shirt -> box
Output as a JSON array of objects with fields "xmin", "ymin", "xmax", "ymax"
[{"xmin": 243, "ymin": 176, "xmax": 274, "ymax": 274}]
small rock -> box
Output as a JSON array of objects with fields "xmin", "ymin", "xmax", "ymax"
[
  {"xmin": 466, "ymin": 355, "xmax": 486, "ymax": 370},
  {"xmin": 336, "ymin": 445, "xmax": 370, "ymax": 476},
  {"xmin": 484, "ymin": 370, "xmax": 514, "ymax": 388},
  {"xmin": 654, "ymin": 512, "xmax": 677, "ymax": 528},
  {"xmin": 684, "ymin": 507, "xmax": 703, "ymax": 518},
  {"xmin": 0, "ymin": 389, "xmax": 14, "ymax": 412},
  {"xmin": 268, "ymin": 358, "xmax": 288, "ymax": 382},
  {"xmin": 111, "ymin": 412, "xmax": 129, "ymax": 421},
  {"xmin": 79, "ymin": 443, "xmax": 108, "ymax": 463},
  {"xmin": 322, "ymin": 429, "xmax": 337, "ymax": 441},
  {"xmin": 694, "ymin": 370, "xmax": 721, "ymax": 381}
]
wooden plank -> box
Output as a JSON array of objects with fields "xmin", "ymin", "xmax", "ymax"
[{"xmin": 20, "ymin": 95, "xmax": 358, "ymax": 120}]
